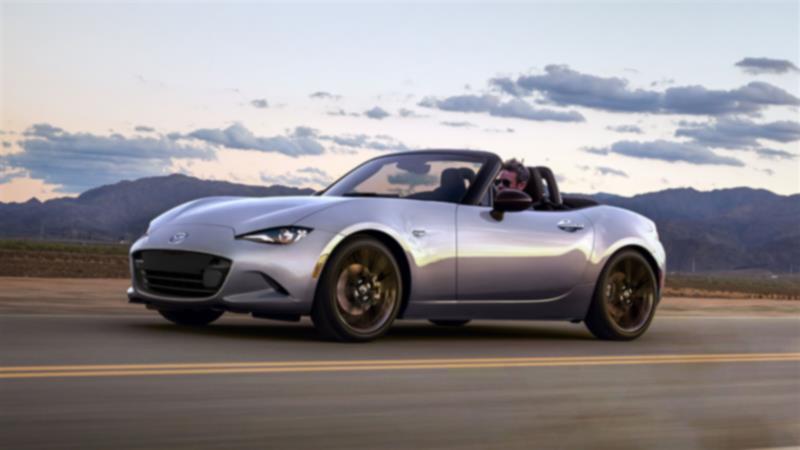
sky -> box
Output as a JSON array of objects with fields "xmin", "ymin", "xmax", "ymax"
[{"xmin": 1, "ymin": 1, "xmax": 799, "ymax": 202}]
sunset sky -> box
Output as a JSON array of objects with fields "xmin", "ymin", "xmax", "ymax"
[{"xmin": 1, "ymin": 1, "xmax": 798, "ymax": 202}]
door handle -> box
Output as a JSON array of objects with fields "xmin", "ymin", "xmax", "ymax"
[
  {"xmin": 412, "ymin": 229, "xmax": 427, "ymax": 237},
  {"xmin": 557, "ymin": 220, "xmax": 584, "ymax": 232}
]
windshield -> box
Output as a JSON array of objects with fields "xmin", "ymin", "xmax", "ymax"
[{"xmin": 323, "ymin": 153, "xmax": 487, "ymax": 204}]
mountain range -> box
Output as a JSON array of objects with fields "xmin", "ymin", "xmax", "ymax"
[{"xmin": 1, "ymin": 174, "xmax": 797, "ymax": 273}]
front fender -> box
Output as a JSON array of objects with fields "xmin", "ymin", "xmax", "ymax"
[
  {"xmin": 580, "ymin": 206, "xmax": 666, "ymax": 287},
  {"xmin": 297, "ymin": 198, "xmax": 458, "ymax": 302}
]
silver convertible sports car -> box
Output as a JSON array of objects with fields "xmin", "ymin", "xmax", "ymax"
[{"xmin": 128, "ymin": 150, "xmax": 665, "ymax": 342}]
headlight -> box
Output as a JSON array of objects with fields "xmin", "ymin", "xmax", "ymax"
[{"xmin": 237, "ymin": 227, "xmax": 312, "ymax": 245}]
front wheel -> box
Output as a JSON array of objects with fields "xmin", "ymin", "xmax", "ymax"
[
  {"xmin": 584, "ymin": 250, "xmax": 658, "ymax": 340},
  {"xmin": 158, "ymin": 309, "xmax": 224, "ymax": 326},
  {"xmin": 311, "ymin": 237, "xmax": 403, "ymax": 342}
]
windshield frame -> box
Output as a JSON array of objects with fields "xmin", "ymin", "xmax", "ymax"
[{"xmin": 318, "ymin": 150, "xmax": 501, "ymax": 205}]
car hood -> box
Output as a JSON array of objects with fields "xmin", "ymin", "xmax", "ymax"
[{"xmin": 149, "ymin": 195, "xmax": 349, "ymax": 235}]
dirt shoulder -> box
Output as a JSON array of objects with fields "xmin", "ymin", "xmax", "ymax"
[
  {"xmin": 0, "ymin": 277, "xmax": 133, "ymax": 315},
  {"xmin": 1, "ymin": 277, "xmax": 798, "ymax": 317}
]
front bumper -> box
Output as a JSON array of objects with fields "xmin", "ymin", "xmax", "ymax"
[{"xmin": 127, "ymin": 223, "xmax": 338, "ymax": 318}]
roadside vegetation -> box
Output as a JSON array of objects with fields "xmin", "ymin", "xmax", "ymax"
[
  {"xmin": 665, "ymin": 273, "xmax": 800, "ymax": 300},
  {"xmin": 0, "ymin": 239, "xmax": 130, "ymax": 278},
  {"xmin": 0, "ymin": 239, "xmax": 798, "ymax": 299}
]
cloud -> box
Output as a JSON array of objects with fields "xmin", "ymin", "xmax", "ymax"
[
  {"xmin": 583, "ymin": 147, "xmax": 609, "ymax": 155},
  {"xmin": 662, "ymin": 82, "xmax": 799, "ymax": 115},
  {"xmin": 492, "ymin": 98, "xmax": 585, "ymax": 122},
  {"xmin": 398, "ymin": 108, "xmax": 425, "ymax": 118},
  {"xmin": 441, "ymin": 121, "xmax": 476, "ymax": 128},
  {"xmin": 322, "ymin": 133, "xmax": 409, "ymax": 152},
  {"xmin": 735, "ymin": 57, "xmax": 800, "ymax": 74},
  {"xmin": 495, "ymin": 65, "xmax": 661, "ymax": 112},
  {"xmin": 24, "ymin": 123, "xmax": 64, "ymax": 138},
  {"xmin": 489, "ymin": 77, "xmax": 526, "ymax": 97},
  {"xmin": 578, "ymin": 165, "xmax": 629, "ymax": 177},
  {"xmin": 586, "ymin": 139, "xmax": 745, "ymax": 166},
  {"xmin": 260, "ymin": 166, "xmax": 333, "ymax": 188},
  {"xmin": 327, "ymin": 109, "xmax": 360, "ymax": 117},
  {"xmin": 134, "ymin": 125, "xmax": 155, "ymax": 133},
  {"xmin": 420, "ymin": 94, "xmax": 496, "ymax": 112},
  {"xmin": 291, "ymin": 126, "xmax": 317, "ymax": 139},
  {"xmin": 484, "ymin": 127, "xmax": 515, "ymax": 133},
  {"xmin": 492, "ymin": 64, "xmax": 799, "ymax": 116},
  {"xmin": 419, "ymin": 94, "xmax": 585, "ymax": 122},
  {"xmin": 595, "ymin": 166, "xmax": 629, "ymax": 177},
  {"xmin": 309, "ymin": 91, "xmax": 341, "ymax": 100},
  {"xmin": 294, "ymin": 126, "xmax": 410, "ymax": 153},
  {"xmin": 0, "ymin": 167, "xmax": 28, "ymax": 183},
  {"xmin": 250, "ymin": 98, "xmax": 269, "ymax": 109},
  {"xmin": 260, "ymin": 170, "xmax": 331, "ymax": 189},
  {"xmin": 675, "ymin": 118, "xmax": 800, "ymax": 149},
  {"xmin": 607, "ymin": 124, "xmax": 643, "ymax": 134},
  {"xmin": 2, "ymin": 123, "xmax": 216, "ymax": 192},
  {"xmin": 364, "ymin": 106, "xmax": 390, "ymax": 120},
  {"xmin": 650, "ymin": 78, "xmax": 675, "ymax": 88},
  {"xmin": 297, "ymin": 166, "xmax": 330, "ymax": 178},
  {"xmin": 755, "ymin": 148, "xmax": 797, "ymax": 160},
  {"xmin": 184, "ymin": 123, "xmax": 324, "ymax": 157},
  {"xmin": 267, "ymin": 166, "xmax": 333, "ymax": 187}
]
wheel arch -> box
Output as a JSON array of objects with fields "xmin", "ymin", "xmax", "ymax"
[
  {"xmin": 313, "ymin": 229, "xmax": 413, "ymax": 318},
  {"xmin": 603, "ymin": 244, "xmax": 662, "ymax": 298}
]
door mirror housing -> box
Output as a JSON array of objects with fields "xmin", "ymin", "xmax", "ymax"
[{"xmin": 491, "ymin": 189, "xmax": 532, "ymax": 220}]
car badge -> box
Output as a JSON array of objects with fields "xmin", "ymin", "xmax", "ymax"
[{"xmin": 169, "ymin": 232, "xmax": 189, "ymax": 244}]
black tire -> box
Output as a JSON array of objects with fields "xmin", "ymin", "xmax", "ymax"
[
  {"xmin": 158, "ymin": 309, "xmax": 224, "ymax": 326},
  {"xmin": 429, "ymin": 319, "xmax": 471, "ymax": 327},
  {"xmin": 311, "ymin": 236, "xmax": 403, "ymax": 342},
  {"xmin": 584, "ymin": 250, "xmax": 658, "ymax": 341}
]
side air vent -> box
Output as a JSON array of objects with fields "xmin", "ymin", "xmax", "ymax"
[{"xmin": 133, "ymin": 250, "xmax": 231, "ymax": 298}]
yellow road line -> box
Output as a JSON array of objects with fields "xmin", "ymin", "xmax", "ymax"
[
  {"xmin": 1, "ymin": 353, "xmax": 798, "ymax": 379},
  {"xmin": 3, "ymin": 353, "xmax": 798, "ymax": 372}
]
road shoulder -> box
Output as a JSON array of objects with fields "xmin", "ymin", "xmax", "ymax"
[{"xmin": 1, "ymin": 277, "xmax": 798, "ymax": 317}]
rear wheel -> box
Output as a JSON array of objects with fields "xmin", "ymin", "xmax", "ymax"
[
  {"xmin": 158, "ymin": 309, "xmax": 223, "ymax": 326},
  {"xmin": 311, "ymin": 237, "xmax": 403, "ymax": 342},
  {"xmin": 429, "ymin": 319, "xmax": 470, "ymax": 327},
  {"xmin": 585, "ymin": 250, "xmax": 658, "ymax": 340}
]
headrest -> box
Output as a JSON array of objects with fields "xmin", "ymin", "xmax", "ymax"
[
  {"xmin": 534, "ymin": 166, "xmax": 562, "ymax": 206},
  {"xmin": 439, "ymin": 168, "xmax": 469, "ymax": 202},
  {"xmin": 440, "ymin": 168, "xmax": 464, "ymax": 185},
  {"xmin": 523, "ymin": 167, "xmax": 545, "ymax": 203},
  {"xmin": 458, "ymin": 167, "xmax": 476, "ymax": 183}
]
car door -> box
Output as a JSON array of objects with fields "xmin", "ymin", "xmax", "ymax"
[{"xmin": 456, "ymin": 205, "xmax": 594, "ymax": 301}]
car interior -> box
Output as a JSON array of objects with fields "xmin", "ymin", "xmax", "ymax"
[
  {"xmin": 375, "ymin": 161, "xmax": 601, "ymax": 210},
  {"xmin": 523, "ymin": 166, "xmax": 599, "ymax": 211},
  {"xmin": 407, "ymin": 167, "xmax": 477, "ymax": 203}
]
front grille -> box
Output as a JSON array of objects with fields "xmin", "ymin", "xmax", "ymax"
[{"xmin": 133, "ymin": 250, "xmax": 231, "ymax": 298}]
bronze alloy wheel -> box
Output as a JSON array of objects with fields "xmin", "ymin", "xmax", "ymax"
[
  {"xmin": 603, "ymin": 257, "xmax": 656, "ymax": 332},
  {"xmin": 333, "ymin": 246, "xmax": 400, "ymax": 335},
  {"xmin": 585, "ymin": 250, "xmax": 658, "ymax": 340},
  {"xmin": 312, "ymin": 237, "xmax": 403, "ymax": 342}
]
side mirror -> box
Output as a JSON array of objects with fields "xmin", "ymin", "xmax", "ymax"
[{"xmin": 491, "ymin": 189, "xmax": 532, "ymax": 220}]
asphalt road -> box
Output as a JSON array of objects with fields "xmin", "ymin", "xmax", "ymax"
[{"xmin": 1, "ymin": 313, "xmax": 799, "ymax": 450}]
